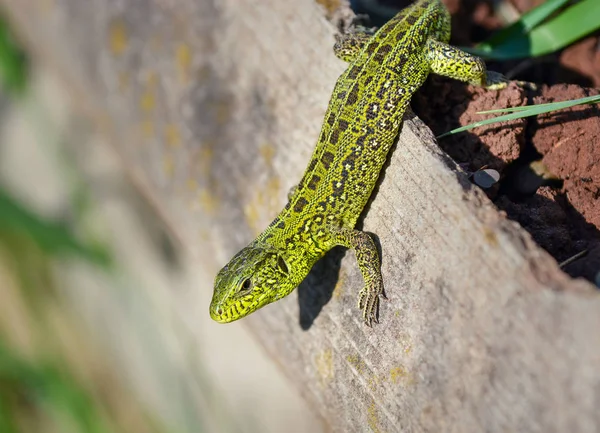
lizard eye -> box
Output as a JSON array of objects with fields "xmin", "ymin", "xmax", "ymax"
[{"xmin": 239, "ymin": 278, "xmax": 253, "ymax": 292}]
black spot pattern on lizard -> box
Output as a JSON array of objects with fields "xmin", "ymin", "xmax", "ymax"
[
  {"xmin": 373, "ymin": 44, "xmax": 393, "ymax": 64},
  {"xmin": 306, "ymin": 158, "xmax": 317, "ymax": 173},
  {"xmin": 365, "ymin": 42, "xmax": 378, "ymax": 55},
  {"xmin": 347, "ymin": 85, "xmax": 360, "ymax": 106},
  {"xmin": 356, "ymin": 134, "xmax": 367, "ymax": 148},
  {"xmin": 367, "ymin": 102, "xmax": 380, "ymax": 120},
  {"xmin": 347, "ymin": 65, "xmax": 362, "ymax": 80},
  {"xmin": 327, "ymin": 112, "xmax": 337, "ymax": 126},
  {"xmin": 369, "ymin": 137, "xmax": 381, "ymax": 151},
  {"xmin": 307, "ymin": 174, "xmax": 320, "ymax": 190},
  {"xmin": 342, "ymin": 153, "xmax": 357, "ymax": 169},
  {"xmin": 405, "ymin": 14, "xmax": 418, "ymax": 25},
  {"xmin": 395, "ymin": 30, "xmax": 407, "ymax": 42},
  {"xmin": 330, "ymin": 129, "xmax": 340, "ymax": 145},
  {"xmin": 321, "ymin": 151, "xmax": 334, "ymax": 169},
  {"xmin": 331, "ymin": 178, "xmax": 345, "ymax": 198},
  {"xmin": 375, "ymin": 82, "xmax": 391, "ymax": 99},
  {"xmin": 293, "ymin": 197, "xmax": 309, "ymax": 213},
  {"xmin": 284, "ymin": 238, "xmax": 294, "ymax": 249}
]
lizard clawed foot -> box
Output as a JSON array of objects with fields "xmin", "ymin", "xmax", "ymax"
[
  {"xmin": 485, "ymin": 71, "xmax": 538, "ymax": 91},
  {"xmin": 483, "ymin": 71, "xmax": 511, "ymax": 90},
  {"xmin": 513, "ymin": 79, "xmax": 538, "ymax": 91},
  {"xmin": 357, "ymin": 281, "xmax": 384, "ymax": 327}
]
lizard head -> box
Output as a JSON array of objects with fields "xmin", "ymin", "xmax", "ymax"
[{"xmin": 210, "ymin": 242, "xmax": 298, "ymax": 323}]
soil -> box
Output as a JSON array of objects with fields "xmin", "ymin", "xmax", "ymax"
[
  {"xmin": 409, "ymin": 0, "xmax": 600, "ymax": 285},
  {"xmin": 364, "ymin": 0, "xmax": 600, "ymax": 285}
]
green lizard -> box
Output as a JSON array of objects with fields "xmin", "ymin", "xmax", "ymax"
[{"xmin": 210, "ymin": 0, "xmax": 513, "ymax": 326}]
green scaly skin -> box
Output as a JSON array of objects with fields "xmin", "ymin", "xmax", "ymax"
[{"xmin": 211, "ymin": 0, "xmax": 513, "ymax": 326}]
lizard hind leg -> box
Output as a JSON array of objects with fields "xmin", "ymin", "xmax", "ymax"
[{"xmin": 332, "ymin": 227, "xmax": 385, "ymax": 326}]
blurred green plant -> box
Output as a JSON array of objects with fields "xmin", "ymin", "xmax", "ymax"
[
  {"xmin": 0, "ymin": 189, "xmax": 111, "ymax": 266},
  {"xmin": 0, "ymin": 342, "xmax": 112, "ymax": 433},
  {"xmin": 467, "ymin": 0, "xmax": 600, "ymax": 60},
  {"xmin": 0, "ymin": 231, "xmax": 173, "ymax": 433},
  {"xmin": 0, "ymin": 12, "xmax": 180, "ymax": 433},
  {"xmin": 0, "ymin": 12, "xmax": 28, "ymax": 95}
]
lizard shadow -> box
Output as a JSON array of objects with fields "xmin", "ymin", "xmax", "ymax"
[
  {"xmin": 297, "ymin": 246, "xmax": 345, "ymax": 330},
  {"xmin": 297, "ymin": 230, "xmax": 384, "ymax": 330}
]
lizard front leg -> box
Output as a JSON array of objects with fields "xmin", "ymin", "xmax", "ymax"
[
  {"xmin": 332, "ymin": 227, "xmax": 385, "ymax": 326},
  {"xmin": 425, "ymin": 38, "xmax": 534, "ymax": 90},
  {"xmin": 334, "ymin": 31, "xmax": 373, "ymax": 63}
]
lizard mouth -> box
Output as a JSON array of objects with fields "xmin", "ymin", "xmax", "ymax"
[
  {"xmin": 209, "ymin": 293, "xmax": 271, "ymax": 323},
  {"xmin": 209, "ymin": 301, "xmax": 243, "ymax": 323}
]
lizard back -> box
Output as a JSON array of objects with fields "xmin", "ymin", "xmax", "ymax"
[{"xmin": 264, "ymin": 0, "xmax": 450, "ymax": 246}]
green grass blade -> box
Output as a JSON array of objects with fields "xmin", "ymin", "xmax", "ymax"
[
  {"xmin": 477, "ymin": 94, "xmax": 600, "ymax": 114},
  {"xmin": 466, "ymin": 0, "xmax": 600, "ymax": 60},
  {"xmin": 437, "ymin": 95, "xmax": 600, "ymax": 138},
  {"xmin": 474, "ymin": 0, "xmax": 570, "ymax": 54}
]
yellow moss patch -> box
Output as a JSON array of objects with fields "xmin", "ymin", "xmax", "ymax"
[
  {"xmin": 367, "ymin": 401, "xmax": 382, "ymax": 433},
  {"xmin": 346, "ymin": 353, "xmax": 367, "ymax": 375},
  {"xmin": 165, "ymin": 124, "xmax": 181, "ymax": 148},
  {"xmin": 109, "ymin": 19, "xmax": 128, "ymax": 56},
  {"xmin": 332, "ymin": 271, "xmax": 346, "ymax": 299},
  {"xmin": 162, "ymin": 154, "xmax": 174, "ymax": 178},
  {"xmin": 198, "ymin": 189, "xmax": 218, "ymax": 214},
  {"xmin": 389, "ymin": 365, "xmax": 415, "ymax": 386},
  {"xmin": 314, "ymin": 348, "xmax": 334, "ymax": 387},
  {"xmin": 176, "ymin": 43, "xmax": 192, "ymax": 84},
  {"xmin": 259, "ymin": 142, "xmax": 276, "ymax": 167},
  {"xmin": 140, "ymin": 92, "xmax": 155, "ymax": 112},
  {"xmin": 140, "ymin": 120, "xmax": 154, "ymax": 138}
]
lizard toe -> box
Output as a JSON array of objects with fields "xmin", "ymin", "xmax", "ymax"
[{"xmin": 358, "ymin": 284, "xmax": 382, "ymax": 326}]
